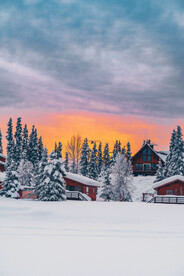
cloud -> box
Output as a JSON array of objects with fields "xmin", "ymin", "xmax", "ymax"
[{"xmin": 0, "ymin": 0, "xmax": 183, "ymax": 121}]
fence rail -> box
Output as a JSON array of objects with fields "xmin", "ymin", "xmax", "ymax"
[
  {"xmin": 148, "ymin": 196, "xmax": 184, "ymax": 204},
  {"xmin": 66, "ymin": 191, "xmax": 91, "ymax": 201}
]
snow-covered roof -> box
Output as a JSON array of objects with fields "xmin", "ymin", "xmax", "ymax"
[
  {"xmin": 153, "ymin": 175, "xmax": 184, "ymax": 189},
  {"xmin": 0, "ymin": 153, "xmax": 6, "ymax": 159},
  {"xmin": 0, "ymin": 172, "xmax": 6, "ymax": 182},
  {"xmin": 0, "ymin": 160, "xmax": 6, "ymax": 166},
  {"xmin": 65, "ymin": 172, "xmax": 101, "ymax": 187},
  {"xmin": 19, "ymin": 186, "xmax": 35, "ymax": 190},
  {"xmin": 156, "ymin": 151, "xmax": 168, "ymax": 162}
]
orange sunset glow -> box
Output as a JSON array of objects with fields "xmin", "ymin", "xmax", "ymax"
[{"xmin": 0, "ymin": 111, "xmax": 181, "ymax": 155}]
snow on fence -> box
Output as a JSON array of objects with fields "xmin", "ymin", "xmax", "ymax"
[{"xmin": 148, "ymin": 195, "xmax": 184, "ymax": 204}]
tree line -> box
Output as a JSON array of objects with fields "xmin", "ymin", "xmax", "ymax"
[{"xmin": 0, "ymin": 117, "xmax": 133, "ymax": 201}]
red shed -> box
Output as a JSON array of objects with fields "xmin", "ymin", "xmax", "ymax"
[
  {"xmin": 64, "ymin": 173, "xmax": 101, "ymax": 201},
  {"xmin": 131, "ymin": 140, "xmax": 168, "ymax": 176},
  {"xmin": 19, "ymin": 186, "xmax": 37, "ymax": 199},
  {"xmin": 154, "ymin": 175, "xmax": 184, "ymax": 196}
]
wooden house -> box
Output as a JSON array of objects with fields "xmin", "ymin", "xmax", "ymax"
[
  {"xmin": 64, "ymin": 173, "xmax": 101, "ymax": 201},
  {"xmin": 154, "ymin": 175, "xmax": 184, "ymax": 196},
  {"xmin": 131, "ymin": 140, "xmax": 168, "ymax": 176}
]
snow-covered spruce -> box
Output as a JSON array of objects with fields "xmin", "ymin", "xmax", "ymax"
[
  {"xmin": 14, "ymin": 117, "xmax": 22, "ymax": 166},
  {"xmin": 100, "ymin": 165, "xmax": 113, "ymax": 201},
  {"xmin": 28, "ymin": 125, "xmax": 39, "ymax": 169},
  {"xmin": 97, "ymin": 141, "xmax": 103, "ymax": 176},
  {"xmin": 80, "ymin": 138, "xmax": 90, "ymax": 176},
  {"xmin": 126, "ymin": 141, "xmax": 132, "ymax": 161},
  {"xmin": 154, "ymin": 158, "xmax": 164, "ymax": 182},
  {"xmin": 17, "ymin": 159, "xmax": 34, "ymax": 187},
  {"xmin": 0, "ymin": 129, "xmax": 3, "ymax": 154},
  {"xmin": 88, "ymin": 142, "xmax": 98, "ymax": 180},
  {"xmin": 111, "ymin": 153, "xmax": 132, "ymax": 202},
  {"xmin": 0, "ymin": 159, "xmax": 19, "ymax": 199},
  {"xmin": 35, "ymin": 152, "xmax": 66, "ymax": 201}
]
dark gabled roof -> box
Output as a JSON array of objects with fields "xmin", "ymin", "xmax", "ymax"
[{"xmin": 131, "ymin": 142, "xmax": 168, "ymax": 163}]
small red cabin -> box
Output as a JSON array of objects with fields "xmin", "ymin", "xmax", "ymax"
[
  {"xmin": 131, "ymin": 140, "xmax": 168, "ymax": 176},
  {"xmin": 19, "ymin": 187, "xmax": 37, "ymax": 199},
  {"xmin": 64, "ymin": 173, "xmax": 101, "ymax": 201},
  {"xmin": 154, "ymin": 175, "xmax": 184, "ymax": 196}
]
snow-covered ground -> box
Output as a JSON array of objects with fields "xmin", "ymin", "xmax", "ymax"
[
  {"xmin": 132, "ymin": 175, "xmax": 156, "ymax": 201},
  {"xmin": 0, "ymin": 198, "xmax": 184, "ymax": 276}
]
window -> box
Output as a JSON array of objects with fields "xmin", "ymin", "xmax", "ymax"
[
  {"xmin": 93, "ymin": 188, "xmax": 95, "ymax": 193},
  {"xmin": 142, "ymin": 147, "xmax": 152, "ymax": 162},
  {"xmin": 166, "ymin": 190, "xmax": 174, "ymax": 195},
  {"xmin": 86, "ymin": 187, "xmax": 89, "ymax": 195},
  {"xmin": 144, "ymin": 164, "xmax": 150, "ymax": 171},
  {"xmin": 75, "ymin": 185, "xmax": 82, "ymax": 192},
  {"xmin": 135, "ymin": 164, "xmax": 143, "ymax": 170},
  {"xmin": 151, "ymin": 164, "xmax": 158, "ymax": 171}
]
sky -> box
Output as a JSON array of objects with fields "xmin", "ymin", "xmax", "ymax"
[{"xmin": 0, "ymin": 0, "xmax": 184, "ymax": 153}]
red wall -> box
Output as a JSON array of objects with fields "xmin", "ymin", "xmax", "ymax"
[
  {"xmin": 20, "ymin": 190, "xmax": 37, "ymax": 199},
  {"xmin": 64, "ymin": 177, "xmax": 97, "ymax": 201},
  {"xmin": 0, "ymin": 156, "xmax": 6, "ymax": 172},
  {"xmin": 156, "ymin": 180, "xmax": 184, "ymax": 196},
  {"xmin": 132, "ymin": 145, "xmax": 162, "ymax": 175}
]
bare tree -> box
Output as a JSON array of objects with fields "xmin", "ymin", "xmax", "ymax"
[{"xmin": 66, "ymin": 135, "xmax": 82, "ymax": 173}]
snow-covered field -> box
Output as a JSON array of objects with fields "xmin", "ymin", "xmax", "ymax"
[{"xmin": 0, "ymin": 198, "xmax": 184, "ymax": 276}]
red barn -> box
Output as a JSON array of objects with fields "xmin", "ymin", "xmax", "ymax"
[
  {"xmin": 154, "ymin": 175, "xmax": 184, "ymax": 196},
  {"xmin": 131, "ymin": 140, "xmax": 168, "ymax": 176},
  {"xmin": 64, "ymin": 173, "xmax": 101, "ymax": 201}
]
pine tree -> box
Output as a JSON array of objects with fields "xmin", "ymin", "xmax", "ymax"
[
  {"xmin": 36, "ymin": 147, "xmax": 48, "ymax": 189},
  {"xmin": 88, "ymin": 143, "xmax": 98, "ymax": 180},
  {"xmin": 6, "ymin": 118, "xmax": 14, "ymax": 165},
  {"xmin": 155, "ymin": 159, "xmax": 164, "ymax": 182},
  {"xmin": 22, "ymin": 124, "xmax": 29, "ymax": 159},
  {"xmin": 14, "ymin": 117, "xmax": 22, "ymax": 165},
  {"xmin": 103, "ymin": 143, "xmax": 111, "ymax": 169},
  {"xmin": 126, "ymin": 142, "xmax": 132, "ymax": 161},
  {"xmin": 57, "ymin": 142, "xmax": 62, "ymax": 159},
  {"xmin": 0, "ymin": 159, "xmax": 19, "ymax": 198},
  {"xmin": 112, "ymin": 140, "xmax": 119, "ymax": 164},
  {"xmin": 118, "ymin": 140, "xmax": 121, "ymax": 153},
  {"xmin": 122, "ymin": 146, "xmax": 126, "ymax": 155},
  {"xmin": 0, "ymin": 129, "xmax": 3, "ymax": 154},
  {"xmin": 17, "ymin": 159, "xmax": 34, "ymax": 187},
  {"xmin": 64, "ymin": 152, "xmax": 69, "ymax": 172},
  {"xmin": 38, "ymin": 136, "xmax": 44, "ymax": 161},
  {"xmin": 35, "ymin": 152, "xmax": 66, "ymax": 201},
  {"xmin": 97, "ymin": 141, "xmax": 103, "ymax": 176},
  {"xmin": 100, "ymin": 166, "xmax": 113, "ymax": 201},
  {"xmin": 163, "ymin": 129, "xmax": 176, "ymax": 178},
  {"xmin": 28, "ymin": 125, "xmax": 39, "ymax": 169},
  {"xmin": 168, "ymin": 126, "xmax": 184, "ymax": 176},
  {"xmin": 80, "ymin": 138, "xmax": 90, "ymax": 176},
  {"xmin": 112, "ymin": 153, "xmax": 132, "ymax": 202}
]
